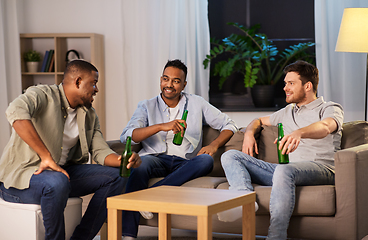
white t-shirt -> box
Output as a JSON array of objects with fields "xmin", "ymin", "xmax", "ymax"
[
  {"xmin": 59, "ymin": 107, "xmax": 79, "ymax": 165},
  {"xmin": 166, "ymin": 105, "xmax": 191, "ymax": 159}
]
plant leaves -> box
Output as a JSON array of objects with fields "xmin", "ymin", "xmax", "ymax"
[{"xmin": 203, "ymin": 22, "xmax": 316, "ymax": 88}]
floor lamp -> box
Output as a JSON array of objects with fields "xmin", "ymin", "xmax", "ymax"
[{"xmin": 335, "ymin": 8, "xmax": 368, "ymax": 121}]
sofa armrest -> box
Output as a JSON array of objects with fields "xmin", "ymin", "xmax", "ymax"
[{"xmin": 334, "ymin": 143, "xmax": 368, "ymax": 239}]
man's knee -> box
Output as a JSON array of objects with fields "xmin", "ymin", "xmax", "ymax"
[
  {"xmin": 191, "ymin": 154, "xmax": 213, "ymax": 174},
  {"xmin": 41, "ymin": 171, "xmax": 71, "ymax": 196},
  {"xmin": 221, "ymin": 149, "xmax": 249, "ymax": 169},
  {"xmin": 201, "ymin": 154, "xmax": 214, "ymax": 166},
  {"xmin": 274, "ymin": 164, "xmax": 296, "ymax": 175},
  {"xmin": 273, "ymin": 164, "xmax": 297, "ymax": 184},
  {"xmin": 221, "ymin": 149, "xmax": 238, "ymax": 165},
  {"xmin": 130, "ymin": 158, "xmax": 151, "ymax": 176}
]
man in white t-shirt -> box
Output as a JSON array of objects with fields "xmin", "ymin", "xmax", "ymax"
[{"xmin": 120, "ymin": 59, "xmax": 238, "ymax": 239}]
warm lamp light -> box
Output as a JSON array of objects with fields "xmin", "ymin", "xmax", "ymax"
[{"xmin": 335, "ymin": 8, "xmax": 368, "ymax": 120}]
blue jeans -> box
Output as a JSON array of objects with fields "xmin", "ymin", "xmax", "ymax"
[
  {"xmin": 0, "ymin": 164, "xmax": 127, "ymax": 240},
  {"xmin": 221, "ymin": 150, "xmax": 335, "ymax": 240},
  {"xmin": 122, "ymin": 153, "xmax": 214, "ymax": 237}
]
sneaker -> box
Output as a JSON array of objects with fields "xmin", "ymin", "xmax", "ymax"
[
  {"xmin": 217, "ymin": 202, "xmax": 259, "ymax": 223},
  {"xmin": 139, "ymin": 211, "xmax": 153, "ymax": 219}
]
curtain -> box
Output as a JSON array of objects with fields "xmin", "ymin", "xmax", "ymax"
[
  {"xmin": 121, "ymin": 0, "xmax": 210, "ymax": 124},
  {"xmin": 0, "ymin": 0, "xmax": 22, "ymax": 152},
  {"xmin": 315, "ymin": 0, "xmax": 368, "ymax": 121}
]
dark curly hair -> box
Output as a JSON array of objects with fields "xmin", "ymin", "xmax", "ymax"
[
  {"xmin": 163, "ymin": 59, "xmax": 187, "ymax": 80},
  {"xmin": 64, "ymin": 59, "xmax": 98, "ymax": 76}
]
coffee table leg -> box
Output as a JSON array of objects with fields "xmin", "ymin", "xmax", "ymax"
[
  {"xmin": 197, "ymin": 215, "xmax": 212, "ymax": 240},
  {"xmin": 159, "ymin": 213, "xmax": 171, "ymax": 240},
  {"xmin": 108, "ymin": 208, "xmax": 122, "ymax": 240},
  {"xmin": 242, "ymin": 203, "xmax": 255, "ymax": 240}
]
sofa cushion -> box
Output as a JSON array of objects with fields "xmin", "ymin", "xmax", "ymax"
[
  {"xmin": 181, "ymin": 176, "xmax": 228, "ymax": 189},
  {"xmin": 202, "ymin": 126, "xmax": 244, "ymax": 177},
  {"xmin": 216, "ymin": 182, "xmax": 336, "ymax": 216},
  {"xmin": 257, "ymin": 125, "xmax": 278, "ymax": 163},
  {"xmin": 341, "ymin": 121, "xmax": 368, "ymax": 149}
]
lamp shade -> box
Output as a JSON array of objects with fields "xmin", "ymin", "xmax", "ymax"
[{"xmin": 335, "ymin": 8, "xmax": 368, "ymax": 53}]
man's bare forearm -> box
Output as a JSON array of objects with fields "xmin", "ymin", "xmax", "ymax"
[
  {"xmin": 132, "ymin": 125, "xmax": 163, "ymax": 143},
  {"xmin": 132, "ymin": 119, "xmax": 186, "ymax": 143},
  {"xmin": 294, "ymin": 118, "xmax": 338, "ymax": 139},
  {"xmin": 245, "ymin": 116, "xmax": 271, "ymax": 135},
  {"xmin": 244, "ymin": 118, "xmax": 261, "ymax": 135}
]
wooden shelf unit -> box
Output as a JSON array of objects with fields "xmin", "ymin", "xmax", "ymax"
[{"xmin": 19, "ymin": 33, "xmax": 106, "ymax": 135}]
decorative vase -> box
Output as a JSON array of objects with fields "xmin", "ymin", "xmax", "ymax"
[
  {"xmin": 26, "ymin": 62, "xmax": 39, "ymax": 72},
  {"xmin": 250, "ymin": 85, "xmax": 275, "ymax": 108}
]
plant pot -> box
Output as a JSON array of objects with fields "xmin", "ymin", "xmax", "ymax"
[
  {"xmin": 251, "ymin": 85, "xmax": 275, "ymax": 108},
  {"xmin": 26, "ymin": 62, "xmax": 39, "ymax": 72}
]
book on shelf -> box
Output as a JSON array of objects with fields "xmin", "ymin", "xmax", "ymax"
[
  {"xmin": 44, "ymin": 50, "xmax": 54, "ymax": 72},
  {"xmin": 48, "ymin": 53, "xmax": 55, "ymax": 72},
  {"xmin": 40, "ymin": 50, "xmax": 49, "ymax": 72}
]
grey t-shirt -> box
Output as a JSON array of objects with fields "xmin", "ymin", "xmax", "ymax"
[{"xmin": 269, "ymin": 97, "xmax": 344, "ymax": 166}]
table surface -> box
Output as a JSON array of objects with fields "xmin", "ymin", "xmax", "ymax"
[{"xmin": 107, "ymin": 185, "xmax": 255, "ymax": 216}]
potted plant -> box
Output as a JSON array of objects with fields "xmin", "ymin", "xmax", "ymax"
[
  {"xmin": 23, "ymin": 50, "xmax": 41, "ymax": 72},
  {"xmin": 203, "ymin": 22, "xmax": 315, "ymax": 107}
]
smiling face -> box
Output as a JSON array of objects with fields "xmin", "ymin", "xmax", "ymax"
[
  {"xmin": 78, "ymin": 71, "xmax": 99, "ymax": 109},
  {"xmin": 283, "ymin": 72, "xmax": 307, "ymax": 105},
  {"xmin": 160, "ymin": 66, "xmax": 187, "ymax": 107}
]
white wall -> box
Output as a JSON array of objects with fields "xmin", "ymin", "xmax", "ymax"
[
  {"xmin": 17, "ymin": 0, "xmax": 126, "ymax": 140},
  {"xmin": 225, "ymin": 111, "xmax": 274, "ymax": 129}
]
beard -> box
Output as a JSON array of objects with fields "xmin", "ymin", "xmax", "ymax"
[
  {"xmin": 84, "ymin": 102, "xmax": 92, "ymax": 109},
  {"xmin": 80, "ymin": 94, "xmax": 93, "ymax": 109},
  {"xmin": 285, "ymin": 89, "xmax": 306, "ymax": 104}
]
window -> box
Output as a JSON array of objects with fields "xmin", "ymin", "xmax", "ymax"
[{"xmin": 208, "ymin": 0, "xmax": 315, "ymax": 111}]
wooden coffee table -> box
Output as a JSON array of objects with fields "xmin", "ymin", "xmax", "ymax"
[{"xmin": 107, "ymin": 185, "xmax": 256, "ymax": 240}]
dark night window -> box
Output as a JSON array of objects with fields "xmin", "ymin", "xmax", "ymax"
[{"xmin": 207, "ymin": 0, "xmax": 315, "ymax": 111}]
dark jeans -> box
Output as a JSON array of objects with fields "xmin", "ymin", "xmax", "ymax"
[
  {"xmin": 122, "ymin": 154, "xmax": 214, "ymax": 238},
  {"xmin": 0, "ymin": 164, "xmax": 127, "ymax": 240}
]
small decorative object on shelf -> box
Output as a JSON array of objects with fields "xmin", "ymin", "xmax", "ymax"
[{"xmin": 23, "ymin": 50, "xmax": 41, "ymax": 72}]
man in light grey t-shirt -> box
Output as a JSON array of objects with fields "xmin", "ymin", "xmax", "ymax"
[{"xmin": 218, "ymin": 60, "xmax": 344, "ymax": 240}]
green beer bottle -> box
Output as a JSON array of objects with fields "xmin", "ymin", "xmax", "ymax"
[
  {"xmin": 277, "ymin": 123, "xmax": 289, "ymax": 164},
  {"xmin": 120, "ymin": 136, "xmax": 132, "ymax": 177},
  {"xmin": 172, "ymin": 110, "xmax": 188, "ymax": 146}
]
